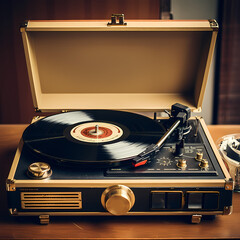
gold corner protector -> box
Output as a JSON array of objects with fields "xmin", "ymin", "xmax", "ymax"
[
  {"xmin": 208, "ymin": 19, "xmax": 219, "ymax": 30},
  {"xmin": 9, "ymin": 208, "xmax": 18, "ymax": 216},
  {"xmin": 193, "ymin": 107, "xmax": 202, "ymax": 113},
  {"xmin": 6, "ymin": 179, "xmax": 16, "ymax": 191},
  {"xmin": 223, "ymin": 206, "xmax": 233, "ymax": 215},
  {"xmin": 225, "ymin": 179, "xmax": 234, "ymax": 191},
  {"xmin": 20, "ymin": 21, "xmax": 28, "ymax": 32}
]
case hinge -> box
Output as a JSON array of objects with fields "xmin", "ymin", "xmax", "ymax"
[
  {"xmin": 192, "ymin": 107, "xmax": 202, "ymax": 113},
  {"xmin": 35, "ymin": 108, "xmax": 41, "ymax": 113},
  {"xmin": 208, "ymin": 19, "xmax": 219, "ymax": 30},
  {"xmin": 108, "ymin": 14, "xmax": 127, "ymax": 26},
  {"xmin": 6, "ymin": 179, "xmax": 16, "ymax": 191},
  {"xmin": 20, "ymin": 21, "xmax": 28, "ymax": 32}
]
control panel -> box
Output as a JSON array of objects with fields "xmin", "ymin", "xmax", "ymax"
[{"xmin": 106, "ymin": 144, "xmax": 218, "ymax": 177}]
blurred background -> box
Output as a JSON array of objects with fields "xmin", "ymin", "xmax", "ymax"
[{"xmin": 0, "ymin": 0, "xmax": 239, "ymax": 125}]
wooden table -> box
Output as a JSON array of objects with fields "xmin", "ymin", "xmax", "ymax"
[{"xmin": 0, "ymin": 124, "xmax": 240, "ymax": 239}]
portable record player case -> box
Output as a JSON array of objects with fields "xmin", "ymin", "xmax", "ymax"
[{"xmin": 6, "ymin": 18, "xmax": 233, "ymax": 224}]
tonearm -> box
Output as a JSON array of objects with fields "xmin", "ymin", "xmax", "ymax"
[{"xmin": 132, "ymin": 103, "xmax": 191, "ymax": 167}]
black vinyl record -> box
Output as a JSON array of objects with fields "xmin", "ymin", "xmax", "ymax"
[{"xmin": 23, "ymin": 110, "xmax": 164, "ymax": 167}]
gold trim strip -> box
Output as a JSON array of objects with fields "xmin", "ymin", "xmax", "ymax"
[
  {"xmin": 15, "ymin": 179, "xmax": 225, "ymax": 188},
  {"xmin": 186, "ymin": 191, "xmax": 219, "ymax": 193},
  {"xmin": 26, "ymin": 20, "xmax": 213, "ymax": 32},
  {"xmin": 21, "ymin": 29, "xmax": 39, "ymax": 108},
  {"xmin": 7, "ymin": 139, "xmax": 23, "ymax": 180},
  {"xmin": 201, "ymin": 119, "xmax": 232, "ymax": 179},
  {"xmin": 196, "ymin": 31, "xmax": 218, "ymax": 108},
  {"xmin": 14, "ymin": 211, "xmax": 223, "ymax": 216}
]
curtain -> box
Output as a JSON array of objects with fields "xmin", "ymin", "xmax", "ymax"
[
  {"xmin": 215, "ymin": 0, "xmax": 240, "ymax": 124},
  {"xmin": 0, "ymin": 0, "xmax": 161, "ymax": 123}
]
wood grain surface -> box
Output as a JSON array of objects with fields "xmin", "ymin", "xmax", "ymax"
[
  {"xmin": 0, "ymin": 0, "xmax": 161, "ymax": 124},
  {"xmin": 0, "ymin": 124, "xmax": 240, "ymax": 239}
]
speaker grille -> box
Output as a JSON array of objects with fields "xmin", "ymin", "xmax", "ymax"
[{"xmin": 21, "ymin": 192, "xmax": 82, "ymax": 209}]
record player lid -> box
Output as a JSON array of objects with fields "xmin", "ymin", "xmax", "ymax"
[{"xmin": 21, "ymin": 19, "xmax": 218, "ymax": 112}]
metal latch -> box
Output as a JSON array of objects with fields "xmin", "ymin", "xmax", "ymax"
[
  {"xmin": 6, "ymin": 179, "xmax": 16, "ymax": 191},
  {"xmin": 108, "ymin": 14, "xmax": 127, "ymax": 26}
]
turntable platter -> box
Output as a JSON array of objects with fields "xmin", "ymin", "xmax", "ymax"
[{"xmin": 22, "ymin": 110, "xmax": 164, "ymax": 167}]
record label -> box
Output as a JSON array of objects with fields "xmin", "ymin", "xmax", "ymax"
[{"xmin": 70, "ymin": 122, "xmax": 123, "ymax": 143}]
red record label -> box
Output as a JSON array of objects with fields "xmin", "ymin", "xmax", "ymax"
[
  {"xmin": 81, "ymin": 126, "xmax": 112, "ymax": 139},
  {"xmin": 70, "ymin": 122, "xmax": 123, "ymax": 143}
]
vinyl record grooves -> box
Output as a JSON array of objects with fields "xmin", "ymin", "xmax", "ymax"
[{"xmin": 23, "ymin": 110, "xmax": 164, "ymax": 167}]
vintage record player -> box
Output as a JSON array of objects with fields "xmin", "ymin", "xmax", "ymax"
[{"xmin": 6, "ymin": 16, "xmax": 233, "ymax": 224}]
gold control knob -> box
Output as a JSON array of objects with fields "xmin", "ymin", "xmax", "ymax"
[
  {"xmin": 27, "ymin": 162, "xmax": 52, "ymax": 179},
  {"xmin": 177, "ymin": 159, "xmax": 187, "ymax": 169},
  {"xmin": 195, "ymin": 152, "xmax": 203, "ymax": 161},
  {"xmin": 199, "ymin": 159, "xmax": 209, "ymax": 169},
  {"xmin": 101, "ymin": 185, "xmax": 135, "ymax": 215}
]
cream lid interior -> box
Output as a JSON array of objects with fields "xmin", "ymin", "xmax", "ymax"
[{"xmin": 21, "ymin": 20, "xmax": 218, "ymax": 112}]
